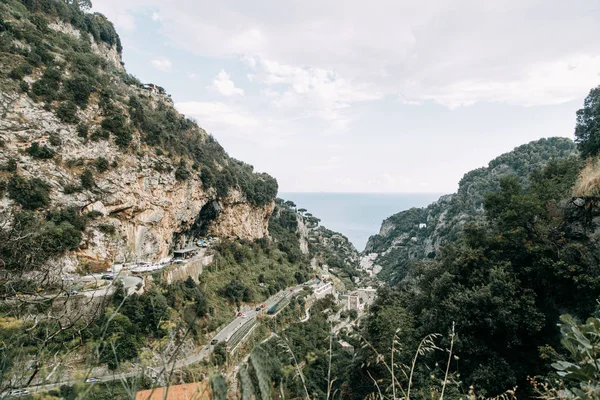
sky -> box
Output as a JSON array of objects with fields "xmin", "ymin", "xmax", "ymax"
[{"xmin": 93, "ymin": 0, "xmax": 600, "ymax": 193}]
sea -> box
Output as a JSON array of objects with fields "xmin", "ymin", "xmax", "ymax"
[{"xmin": 278, "ymin": 192, "xmax": 444, "ymax": 252}]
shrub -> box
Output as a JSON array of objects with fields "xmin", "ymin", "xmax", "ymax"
[
  {"xmin": 101, "ymin": 111, "xmax": 132, "ymax": 148},
  {"xmin": 9, "ymin": 64, "xmax": 32, "ymax": 80},
  {"xmin": 46, "ymin": 207, "xmax": 87, "ymax": 231},
  {"xmin": 213, "ymin": 342, "xmax": 227, "ymax": 366},
  {"xmin": 86, "ymin": 210, "xmax": 103, "ymax": 219},
  {"xmin": 175, "ymin": 159, "xmax": 190, "ymax": 181},
  {"xmin": 63, "ymin": 184, "xmax": 82, "ymax": 194},
  {"xmin": 7, "ymin": 175, "xmax": 51, "ymax": 210},
  {"xmin": 200, "ymin": 167, "xmax": 215, "ymax": 188},
  {"xmin": 218, "ymin": 279, "xmax": 252, "ymax": 303},
  {"xmin": 76, "ymin": 123, "xmax": 88, "ymax": 138},
  {"xmin": 56, "ymin": 101, "xmax": 79, "ymax": 124},
  {"xmin": 90, "ymin": 128, "xmax": 109, "ymax": 141},
  {"xmin": 32, "ymin": 68, "xmax": 62, "ymax": 98},
  {"xmin": 95, "ymin": 157, "xmax": 109, "ymax": 173},
  {"xmin": 19, "ymin": 80, "xmax": 29, "ymax": 93},
  {"xmin": 97, "ymin": 223, "xmax": 116, "ymax": 235},
  {"xmin": 48, "ymin": 134, "xmax": 61, "ymax": 147},
  {"xmin": 2, "ymin": 158, "xmax": 17, "ymax": 172},
  {"xmin": 80, "ymin": 169, "xmax": 94, "ymax": 190},
  {"xmin": 27, "ymin": 142, "xmax": 55, "ymax": 159},
  {"xmin": 63, "ymin": 75, "xmax": 91, "ymax": 106}
]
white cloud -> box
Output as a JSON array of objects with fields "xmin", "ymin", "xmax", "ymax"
[
  {"xmin": 188, "ymin": 73, "xmax": 197, "ymax": 79},
  {"xmin": 107, "ymin": 0, "xmax": 600, "ymax": 109},
  {"xmin": 176, "ymin": 101, "xmax": 256, "ymax": 128},
  {"xmin": 402, "ymin": 55, "xmax": 600, "ymax": 108},
  {"xmin": 175, "ymin": 101, "xmax": 295, "ymax": 149},
  {"xmin": 249, "ymin": 58, "xmax": 380, "ymax": 130},
  {"xmin": 211, "ymin": 70, "xmax": 245, "ymax": 96},
  {"xmin": 92, "ymin": 0, "xmax": 600, "ymax": 192},
  {"xmin": 151, "ymin": 58, "xmax": 172, "ymax": 72},
  {"xmin": 151, "ymin": 12, "xmax": 162, "ymax": 21}
]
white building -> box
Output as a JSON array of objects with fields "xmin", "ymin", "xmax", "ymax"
[{"xmin": 314, "ymin": 281, "xmax": 333, "ymax": 299}]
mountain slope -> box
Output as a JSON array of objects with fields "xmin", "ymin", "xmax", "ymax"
[
  {"xmin": 364, "ymin": 137, "xmax": 578, "ymax": 283},
  {"xmin": 0, "ymin": 0, "xmax": 277, "ymax": 272}
]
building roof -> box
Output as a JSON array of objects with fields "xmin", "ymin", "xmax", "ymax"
[{"xmin": 136, "ymin": 382, "xmax": 210, "ymax": 400}]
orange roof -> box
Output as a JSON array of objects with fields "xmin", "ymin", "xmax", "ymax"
[{"xmin": 135, "ymin": 382, "xmax": 211, "ymax": 400}]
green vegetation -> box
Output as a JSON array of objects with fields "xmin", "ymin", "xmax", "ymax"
[
  {"xmin": 533, "ymin": 314, "xmax": 600, "ymax": 398},
  {"xmin": 26, "ymin": 141, "xmax": 55, "ymax": 159},
  {"xmin": 174, "ymin": 159, "xmax": 190, "ymax": 181},
  {"xmin": 56, "ymin": 100, "xmax": 80, "ymax": 123},
  {"xmin": 1, "ymin": 0, "xmax": 279, "ymax": 208},
  {"xmin": 367, "ymin": 137, "xmax": 579, "ymax": 284},
  {"xmin": 351, "ymin": 160, "xmax": 600, "ymax": 397},
  {"xmin": 1, "ymin": 158, "xmax": 18, "ymax": 172},
  {"xmin": 575, "ymin": 86, "xmax": 600, "ymax": 158},
  {"xmin": 268, "ymin": 200, "xmax": 303, "ymax": 263},
  {"xmin": 239, "ymin": 295, "xmax": 349, "ymax": 399},
  {"xmin": 95, "ymin": 157, "xmax": 109, "ymax": 172},
  {"xmin": 0, "ymin": 207, "xmax": 86, "ymax": 276},
  {"xmin": 80, "ymin": 168, "xmax": 94, "ymax": 189},
  {"xmin": 76, "ymin": 123, "xmax": 89, "ymax": 138},
  {"xmin": 7, "ymin": 174, "xmax": 50, "ymax": 210}
]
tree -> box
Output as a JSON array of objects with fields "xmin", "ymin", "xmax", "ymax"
[
  {"xmin": 175, "ymin": 159, "xmax": 190, "ymax": 181},
  {"xmin": 56, "ymin": 101, "xmax": 79, "ymax": 124},
  {"xmin": 80, "ymin": 169, "xmax": 95, "ymax": 189},
  {"xmin": 27, "ymin": 142, "xmax": 55, "ymax": 159},
  {"xmin": 7, "ymin": 175, "xmax": 51, "ymax": 210},
  {"xmin": 575, "ymin": 86, "xmax": 600, "ymax": 158},
  {"xmin": 213, "ymin": 342, "xmax": 227, "ymax": 366},
  {"xmin": 95, "ymin": 157, "xmax": 109, "ymax": 173}
]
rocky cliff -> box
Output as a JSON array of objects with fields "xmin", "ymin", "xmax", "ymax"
[
  {"xmin": 0, "ymin": 2, "xmax": 276, "ymax": 271},
  {"xmin": 364, "ymin": 137, "xmax": 578, "ymax": 283},
  {"xmin": 269, "ymin": 199, "xmax": 362, "ymax": 288}
]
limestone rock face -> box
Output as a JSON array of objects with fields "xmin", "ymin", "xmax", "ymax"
[
  {"xmin": 210, "ymin": 190, "xmax": 275, "ymax": 240},
  {"xmin": 296, "ymin": 214, "xmax": 310, "ymax": 255},
  {"xmin": 0, "ymin": 92, "xmax": 272, "ymax": 269}
]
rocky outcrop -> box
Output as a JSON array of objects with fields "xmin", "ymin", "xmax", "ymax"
[
  {"xmin": 296, "ymin": 214, "xmax": 310, "ymax": 255},
  {"xmin": 0, "ymin": 22, "xmax": 274, "ymax": 271},
  {"xmin": 211, "ymin": 191, "xmax": 275, "ymax": 240},
  {"xmin": 0, "ymin": 89, "xmax": 273, "ymax": 268}
]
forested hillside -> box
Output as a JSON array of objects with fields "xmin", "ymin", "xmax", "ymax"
[
  {"xmin": 365, "ymin": 137, "xmax": 578, "ymax": 284},
  {"xmin": 347, "ymin": 86, "xmax": 600, "ymax": 398}
]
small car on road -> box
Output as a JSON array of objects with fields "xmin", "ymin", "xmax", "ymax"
[
  {"xmin": 86, "ymin": 377, "xmax": 101, "ymax": 383},
  {"xmin": 210, "ymin": 338, "xmax": 219, "ymax": 345}
]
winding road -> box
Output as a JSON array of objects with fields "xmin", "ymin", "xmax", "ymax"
[{"xmin": 20, "ymin": 280, "xmax": 317, "ymax": 395}]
